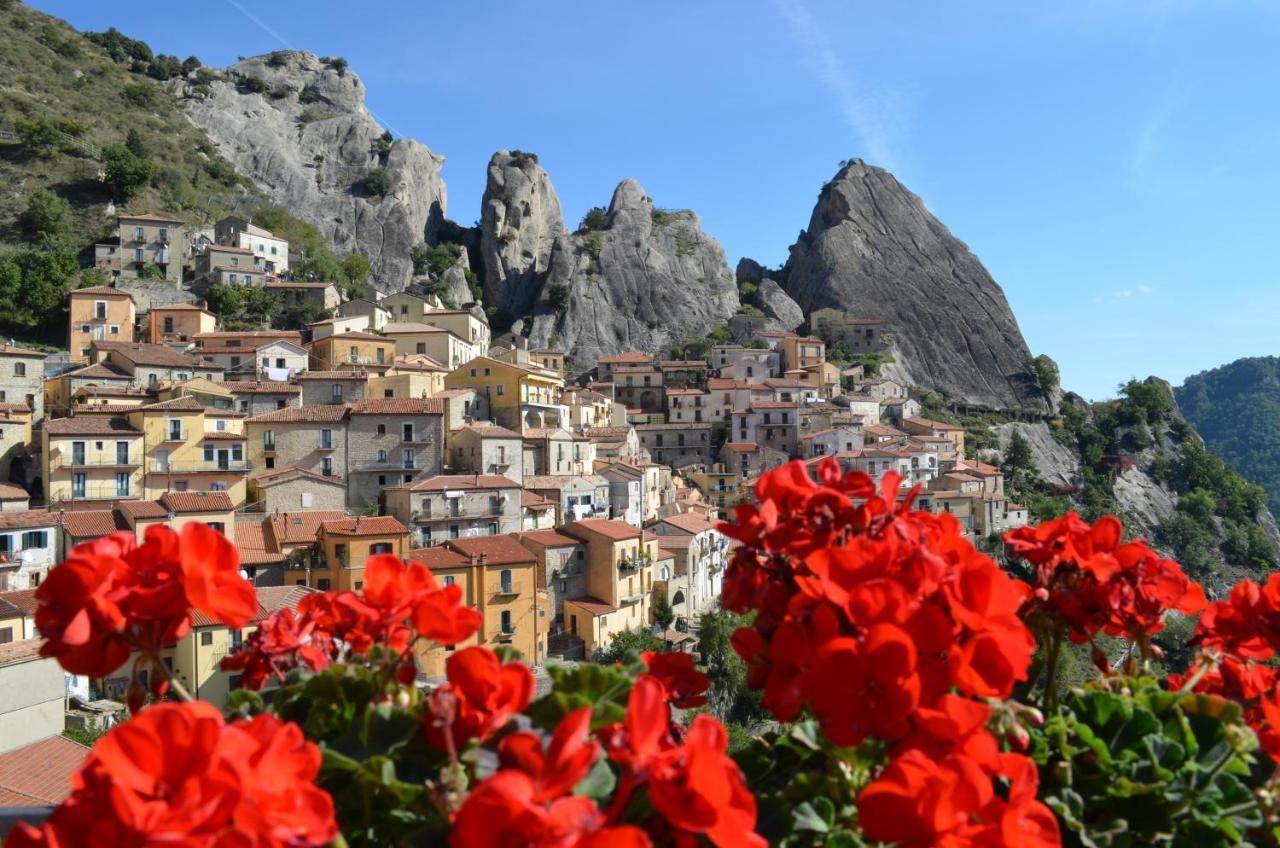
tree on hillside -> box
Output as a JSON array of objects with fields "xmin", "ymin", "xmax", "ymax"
[
  {"xmin": 101, "ymin": 143, "xmax": 158, "ymax": 202},
  {"xmin": 1006, "ymin": 430, "xmax": 1034, "ymax": 473},
  {"xmin": 340, "ymin": 255, "xmax": 371, "ymax": 287},
  {"xmin": 19, "ymin": 190, "xmax": 73, "ymax": 246}
]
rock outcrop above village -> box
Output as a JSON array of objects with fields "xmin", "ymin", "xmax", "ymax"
[
  {"xmin": 781, "ymin": 159, "xmax": 1047, "ymax": 413},
  {"xmin": 524, "ymin": 179, "xmax": 740, "ymax": 367},
  {"xmin": 480, "ymin": 152, "xmax": 567, "ymax": 318},
  {"xmin": 182, "ymin": 51, "xmax": 447, "ymax": 291}
]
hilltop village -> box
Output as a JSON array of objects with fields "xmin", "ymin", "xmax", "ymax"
[{"xmin": 0, "ymin": 210, "xmax": 1031, "ymax": 721}]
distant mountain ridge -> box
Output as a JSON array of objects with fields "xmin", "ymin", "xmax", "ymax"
[{"xmin": 1176, "ymin": 356, "xmax": 1280, "ymax": 514}]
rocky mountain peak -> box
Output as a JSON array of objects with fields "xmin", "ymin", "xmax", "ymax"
[
  {"xmin": 782, "ymin": 158, "xmax": 1048, "ymax": 412},
  {"xmin": 480, "ymin": 151, "xmax": 567, "ymax": 317},
  {"xmin": 182, "ymin": 51, "xmax": 446, "ymax": 291}
]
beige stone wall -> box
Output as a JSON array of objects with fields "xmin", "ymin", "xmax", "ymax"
[{"xmin": 0, "ymin": 656, "xmax": 66, "ymax": 754}]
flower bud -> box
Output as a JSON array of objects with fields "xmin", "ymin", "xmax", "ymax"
[{"xmin": 126, "ymin": 676, "xmax": 147, "ymax": 714}]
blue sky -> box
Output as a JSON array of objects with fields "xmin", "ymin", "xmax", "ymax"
[{"xmin": 35, "ymin": 0, "xmax": 1280, "ymax": 400}]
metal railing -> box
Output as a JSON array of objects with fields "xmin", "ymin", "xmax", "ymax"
[
  {"xmin": 52, "ymin": 455, "xmax": 140, "ymax": 469},
  {"xmin": 413, "ymin": 506, "xmax": 504, "ymax": 521}
]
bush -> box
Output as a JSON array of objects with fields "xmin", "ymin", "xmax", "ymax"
[
  {"xmin": 0, "ymin": 245, "xmax": 79, "ymax": 331},
  {"xmin": 86, "ymin": 26, "xmax": 153, "ymax": 65},
  {"xmin": 546, "ymin": 283, "xmax": 570, "ymax": 314},
  {"xmin": 14, "ymin": 117, "xmax": 85, "ymax": 157},
  {"xmin": 123, "ymin": 82, "xmax": 158, "ymax": 107},
  {"xmin": 19, "ymin": 189, "xmax": 73, "ymax": 246},
  {"xmin": 321, "ymin": 56, "xmax": 348, "ymax": 76},
  {"xmin": 266, "ymin": 51, "xmax": 290, "ymax": 68},
  {"xmin": 508, "ymin": 149, "xmax": 538, "ymax": 168},
  {"xmin": 339, "ymin": 254, "xmax": 371, "ymax": 287},
  {"xmin": 377, "ymin": 131, "xmax": 393, "ymax": 157},
  {"xmin": 576, "ymin": 206, "xmax": 609, "ymax": 233},
  {"xmin": 240, "ymin": 76, "xmax": 271, "ymax": 94},
  {"xmin": 651, "ymin": 208, "xmax": 676, "ymax": 228},
  {"xmin": 411, "ymin": 243, "xmax": 460, "ymax": 278},
  {"xmin": 100, "ymin": 142, "xmax": 158, "ymax": 201},
  {"xmin": 363, "ymin": 167, "xmax": 392, "ymax": 197},
  {"xmin": 146, "ymin": 54, "xmax": 184, "ymax": 81}
]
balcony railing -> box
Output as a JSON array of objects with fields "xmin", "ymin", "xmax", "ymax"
[
  {"xmin": 620, "ymin": 592, "xmax": 646, "ymax": 605},
  {"xmin": 413, "ymin": 507, "xmax": 503, "ymax": 521},
  {"xmin": 53, "ymin": 455, "xmax": 140, "ymax": 469},
  {"xmin": 58, "ymin": 483, "xmax": 137, "ymax": 501},
  {"xmin": 149, "ymin": 461, "xmax": 250, "ymax": 473}
]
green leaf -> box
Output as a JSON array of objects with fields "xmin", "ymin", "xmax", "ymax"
[
  {"xmin": 791, "ymin": 799, "xmax": 832, "ymax": 834},
  {"xmin": 572, "ymin": 756, "xmax": 617, "ymax": 800}
]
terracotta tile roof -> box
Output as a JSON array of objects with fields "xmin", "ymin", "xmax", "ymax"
[
  {"xmin": 43, "ymin": 416, "xmax": 141, "ymax": 436},
  {"xmin": 0, "ymin": 590, "xmax": 39, "ymax": 617},
  {"xmin": 206, "ymin": 244, "xmax": 254, "ymax": 255},
  {"xmin": 598, "ymin": 353, "xmax": 652, "ymax": 364},
  {"xmin": 659, "ymin": 512, "xmax": 715, "ymax": 534},
  {"xmin": 0, "ymin": 510, "xmax": 57, "ymax": 531},
  {"xmin": 0, "ymin": 637, "xmax": 42, "ymax": 667},
  {"xmin": 71, "ymin": 285, "xmax": 134, "ymax": 298},
  {"xmin": 59, "ymin": 509, "xmax": 129, "ymax": 539},
  {"xmin": 864, "ymin": 425, "xmax": 907, "ymax": 437},
  {"xmin": 518, "ymin": 530, "xmax": 580, "ymax": 548},
  {"xmin": 254, "ymin": 466, "xmax": 343, "ymax": 487},
  {"xmin": 521, "ymin": 491, "xmax": 555, "ymax": 509},
  {"xmin": 60, "ymin": 362, "xmax": 131, "ymax": 380},
  {"xmin": 706, "ymin": 378, "xmax": 756, "ymax": 390},
  {"xmin": 724, "ymin": 443, "xmax": 759, "ymax": 452},
  {"xmin": 191, "ymin": 585, "xmax": 313, "ymax": 628},
  {"xmin": 295, "ymin": 371, "xmax": 373, "ymax": 380},
  {"xmin": 195, "ymin": 331, "xmax": 300, "ymax": 341},
  {"xmin": 563, "ymin": 519, "xmax": 641, "ymax": 542},
  {"xmin": 458, "ymin": 422, "xmax": 522, "ymax": 439},
  {"xmin": 318, "ymin": 331, "xmax": 386, "ymax": 342},
  {"xmin": 748, "ymin": 401, "xmax": 799, "ymax": 410},
  {"xmin": 447, "ymin": 535, "xmax": 537, "ymax": 565},
  {"xmin": 267, "ymin": 510, "xmax": 350, "ymax": 546},
  {"xmin": 217, "ymin": 381, "xmax": 300, "ymax": 394},
  {"xmin": 0, "ymin": 596, "xmax": 23, "ymax": 620},
  {"xmin": 522, "ymin": 474, "xmax": 593, "ymax": 490},
  {"xmin": 349, "ymin": 397, "xmax": 445, "ymax": 415},
  {"xmin": 94, "ymin": 342, "xmax": 206, "ymax": 368},
  {"xmin": 584, "ymin": 427, "xmax": 633, "ymax": 439},
  {"xmin": 235, "ymin": 521, "xmax": 282, "ymax": 564},
  {"xmin": 381, "ymin": 321, "xmax": 449, "ymax": 334},
  {"xmin": 319, "ymin": 515, "xmax": 408, "ymax": 537},
  {"xmin": 656, "ymin": 535, "xmax": 692, "ymax": 549},
  {"xmin": 0, "ymin": 734, "xmax": 90, "ymax": 806},
  {"xmin": 200, "ymin": 431, "xmax": 247, "ymax": 441},
  {"xmin": 522, "ymin": 428, "xmax": 571, "ymax": 439},
  {"xmin": 904, "ymin": 417, "xmax": 965, "ymax": 432},
  {"xmin": 407, "ymin": 474, "xmax": 520, "ymax": 492},
  {"xmin": 116, "ymin": 500, "xmax": 170, "ymax": 520},
  {"xmin": 159, "ymin": 491, "xmax": 234, "ymax": 513},
  {"xmin": 131, "ymin": 396, "xmax": 207, "ymax": 413},
  {"xmin": 246, "ymin": 405, "xmax": 348, "ymax": 423},
  {"xmin": 212, "ymin": 264, "xmax": 266, "ymax": 273},
  {"xmin": 405, "ymin": 546, "xmax": 469, "ymax": 569},
  {"xmin": 0, "ymin": 343, "xmax": 45, "ymax": 358},
  {"xmin": 564, "ymin": 596, "xmax": 618, "ymax": 615},
  {"xmin": 391, "ymin": 353, "xmax": 447, "ymax": 371}
]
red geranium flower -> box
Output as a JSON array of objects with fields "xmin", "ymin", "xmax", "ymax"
[
  {"xmin": 7, "ymin": 702, "xmax": 335, "ymax": 848},
  {"xmin": 640, "ymin": 651, "xmax": 710, "ymax": 709},
  {"xmin": 500, "ymin": 708, "xmax": 600, "ymax": 802},
  {"xmin": 426, "ymin": 646, "xmax": 535, "ymax": 749}
]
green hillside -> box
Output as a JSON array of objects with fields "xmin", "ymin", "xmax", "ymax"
[
  {"xmin": 1176, "ymin": 356, "xmax": 1280, "ymax": 516},
  {"xmin": 0, "ymin": 0, "xmax": 259, "ymax": 340}
]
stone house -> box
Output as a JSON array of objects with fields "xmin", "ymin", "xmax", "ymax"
[
  {"xmin": 42, "ymin": 415, "xmax": 144, "ymax": 505},
  {"xmin": 666, "ymin": 388, "xmax": 711, "ymax": 424},
  {"xmin": 443, "ymin": 356, "xmax": 566, "ymax": 431},
  {"xmin": 648, "ymin": 511, "xmax": 725, "ymax": 619},
  {"xmin": 431, "ymin": 389, "xmax": 489, "ymax": 452},
  {"xmin": 598, "ymin": 462, "xmax": 645, "ymax": 527},
  {"xmin": 297, "ymin": 371, "xmax": 372, "ymax": 407},
  {"xmin": 308, "ymin": 332, "xmax": 394, "ymax": 371},
  {"xmin": 220, "ymin": 380, "xmax": 301, "ymax": 417},
  {"xmin": 611, "ymin": 361, "xmax": 665, "ymax": 413},
  {"xmin": 266, "ymin": 281, "xmax": 341, "ymax": 311},
  {"xmin": 800, "ymin": 425, "xmax": 866, "ymax": 459},
  {"xmin": 585, "ymin": 426, "xmax": 641, "ymax": 463},
  {"xmin": 246, "ymin": 405, "xmax": 349, "ymax": 481},
  {"xmin": 522, "ymin": 428, "xmax": 594, "ymax": 477},
  {"xmin": 214, "ymin": 216, "xmax": 289, "ymax": 275},
  {"xmin": 903, "ymin": 417, "xmax": 967, "ymax": 456},
  {"xmin": 383, "ymin": 473, "xmax": 523, "ymax": 547},
  {"xmin": 93, "ymin": 341, "xmax": 223, "ymax": 388},
  {"xmin": 596, "ymin": 352, "xmax": 653, "ymax": 383},
  {"xmin": 634, "ymin": 422, "xmax": 714, "ymax": 469},
  {"xmin": 878, "ymin": 397, "xmax": 922, "ymax": 426},
  {"xmin": 523, "ymin": 474, "xmax": 611, "ymax": 523},
  {"xmin": 0, "ymin": 343, "xmax": 44, "ymax": 424},
  {"xmin": 516, "ymin": 529, "xmax": 587, "ymax": 652},
  {"xmin": 334, "ymin": 298, "xmax": 391, "ymax": 331},
  {"xmin": 252, "ymin": 340, "xmax": 308, "ymax": 380},
  {"xmin": 450, "ymin": 422, "xmax": 523, "ymax": 483},
  {"xmin": 346, "ymin": 397, "xmax": 445, "ymax": 508},
  {"xmin": 309, "ymin": 315, "xmax": 372, "ymax": 341},
  {"xmin": 841, "ymin": 394, "xmax": 882, "ymax": 425},
  {"xmin": 0, "ymin": 409, "xmax": 32, "ymax": 490},
  {"xmin": 521, "ymin": 491, "xmax": 558, "ymax": 530},
  {"xmin": 292, "ymin": 515, "xmax": 409, "ymax": 592},
  {"xmin": 710, "ymin": 345, "xmax": 780, "ymax": 383},
  {"xmin": 253, "ymin": 466, "xmax": 347, "ymax": 514},
  {"xmin": 110, "ymin": 213, "xmax": 187, "ymax": 284},
  {"xmin": 730, "ymin": 402, "xmax": 800, "ymax": 458},
  {"xmin": 380, "ymin": 323, "xmax": 478, "ymax": 371},
  {"xmin": 862, "ymin": 379, "xmax": 910, "ymax": 402}
]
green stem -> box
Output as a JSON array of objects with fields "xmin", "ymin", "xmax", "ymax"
[{"xmin": 1043, "ymin": 629, "xmax": 1063, "ymax": 715}]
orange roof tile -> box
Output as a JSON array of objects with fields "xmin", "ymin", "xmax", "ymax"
[
  {"xmin": 0, "ymin": 735, "xmax": 90, "ymax": 806},
  {"xmin": 563, "ymin": 519, "xmax": 641, "ymax": 542},
  {"xmin": 447, "ymin": 535, "xmax": 537, "ymax": 565},
  {"xmin": 319, "ymin": 515, "xmax": 408, "ymax": 537}
]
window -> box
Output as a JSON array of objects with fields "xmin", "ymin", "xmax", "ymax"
[
  {"xmin": 317, "ymin": 579, "xmax": 331, "ymax": 591},
  {"xmin": 321, "ymin": 457, "xmax": 333, "ymax": 475},
  {"xmin": 201, "ymin": 631, "xmax": 213, "ymax": 646},
  {"xmin": 229, "ymin": 273, "xmax": 237, "ymax": 284},
  {"xmin": 371, "ymin": 542, "xmax": 393, "ymax": 554},
  {"xmin": 168, "ymin": 419, "xmax": 182, "ymax": 441},
  {"xmin": 501, "ymin": 611, "xmax": 513, "ymax": 634},
  {"xmin": 13, "ymin": 362, "xmax": 24, "ymax": 377},
  {"xmin": 402, "ymin": 423, "xmax": 414, "ymax": 442},
  {"xmin": 377, "ymin": 449, "xmax": 388, "ymax": 463},
  {"xmin": 377, "ymin": 423, "xmax": 386, "ymax": 435},
  {"xmin": 488, "ymin": 521, "xmax": 498, "ymax": 535},
  {"xmin": 149, "ymin": 374, "xmax": 158, "ymax": 387},
  {"xmin": 263, "ymin": 429, "xmax": 274, "ymax": 449},
  {"xmin": 349, "ymin": 346, "xmax": 359, "ymax": 363},
  {"xmin": 500, "ymin": 569, "xmax": 513, "ymax": 594},
  {"xmin": 204, "ymin": 443, "xmax": 214, "ymax": 463},
  {"xmin": 443, "ymin": 575, "xmax": 455, "ymax": 587},
  {"xmin": 265, "ymin": 457, "xmax": 275, "ymax": 469},
  {"xmin": 377, "ymin": 475, "xmax": 386, "ymax": 485},
  {"xmin": 331, "ymin": 384, "xmax": 343, "ymax": 402},
  {"xmin": 495, "ymin": 383, "xmax": 505, "ymax": 396},
  {"xmin": 0, "ymin": 627, "xmax": 11, "ymax": 645},
  {"xmin": 402, "ymin": 449, "xmax": 414, "ymax": 469},
  {"xmin": 416, "ymin": 342, "xmax": 426, "ymax": 354},
  {"xmin": 320, "ymin": 429, "xmax": 333, "ymax": 450},
  {"xmin": 376, "ymin": 348, "xmax": 385, "ymax": 364},
  {"xmin": 449, "ymin": 525, "xmax": 460, "ymax": 539},
  {"xmin": 384, "ymin": 389, "xmax": 393, "ymax": 398},
  {"xmin": 21, "ymin": 530, "xmax": 48, "ymax": 549},
  {"xmin": 115, "ymin": 472, "xmax": 130, "ymax": 496}
]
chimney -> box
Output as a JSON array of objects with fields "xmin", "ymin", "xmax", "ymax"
[
  {"xmin": 469, "ymin": 552, "xmax": 479, "ymax": 566},
  {"xmin": 478, "ymin": 552, "xmax": 487, "ymax": 565}
]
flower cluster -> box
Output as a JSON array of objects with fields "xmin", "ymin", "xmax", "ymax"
[
  {"xmin": 7, "ymin": 702, "xmax": 335, "ymax": 848},
  {"xmin": 36, "ymin": 524, "xmax": 256, "ymax": 706},
  {"xmin": 1006, "ymin": 511, "xmax": 1206, "ymax": 648},
  {"xmin": 720, "ymin": 459, "xmax": 1055, "ymax": 845},
  {"xmin": 222, "ymin": 552, "xmax": 482, "ymax": 689},
  {"xmin": 1176, "ymin": 573, "xmax": 1280, "ymax": 759},
  {"xmin": 453, "ymin": 659, "xmax": 760, "ymax": 847}
]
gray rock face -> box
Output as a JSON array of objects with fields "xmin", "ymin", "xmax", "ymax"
[
  {"xmin": 480, "ymin": 152, "xmax": 566, "ymax": 317},
  {"xmin": 757, "ymin": 278, "xmax": 804, "ymax": 333},
  {"xmin": 782, "ymin": 159, "xmax": 1046, "ymax": 412},
  {"xmin": 736, "ymin": 257, "xmax": 766, "ymax": 285},
  {"xmin": 441, "ymin": 245, "xmax": 477, "ymax": 308},
  {"xmin": 181, "ymin": 51, "xmax": 446, "ymax": 291},
  {"xmin": 993, "ymin": 422, "xmax": 1080, "ymax": 487},
  {"xmin": 526, "ymin": 179, "xmax": 740, "ymax": 367}
]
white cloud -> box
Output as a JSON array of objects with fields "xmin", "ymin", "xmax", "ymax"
[{"xmin": 773, "ymin": 0, "xmax": 900, "ymax": 168}]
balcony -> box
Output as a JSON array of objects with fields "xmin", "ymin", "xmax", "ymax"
[
  {"xmin": 53, "ymin": 456, "xmax": 141, "ymax": 470},
  {"xmin": 620, "ymin": 592, "xmax": 646, "ymax": 605},
  {"xmin": 262, "ymin": 442, "xmax": 276, "ymax": 453},
  {"xmin": 618, "ymin": 555, "xmax": 651, "ymax": 573},
  {"xmin": 150, "ymin": 461, "xmax": 250, "ymax": 473},
  {"xmin": 413, "ymin": 507, "xmax": 503, "ymax": 522},
  {"xmin": 59, "ymin": 483, "xmax": 138, "ymax": 502}
]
